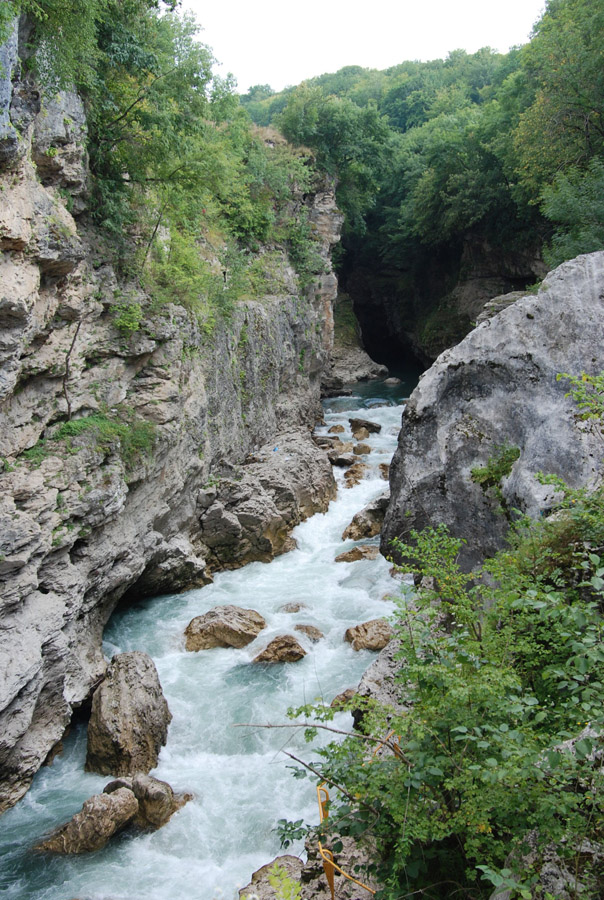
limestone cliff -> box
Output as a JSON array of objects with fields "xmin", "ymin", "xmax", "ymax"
[
  {"xmin": 381, "ymin": 252, "xmax": 604, "ymax": 570},
  {"xmin": 0, "ymin": 67, "xmax": 343, "ymax": 809}
]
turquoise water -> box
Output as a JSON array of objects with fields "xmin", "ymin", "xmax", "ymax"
[{"xmin": 0, "ymin": 383, "xmax": 408, "ymax": 900}]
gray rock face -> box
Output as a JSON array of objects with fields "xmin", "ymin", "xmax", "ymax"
[
  {"xmin": 382, "ymin": 252, "xmax": 604, "ymax": 570},
  {"xmin": 0, "ymin": 19, "xmax": 20, "ymax": 167},
  {"xmin": 85, "ymin": 652, "xmax": 172, "ymax": 776},
  {"xmin": 35, "ymin": 787, "xmax": 139, "ymax": 854},
  {"xmin": 0, "ymin": 97, "xmax": 342, "ymax": 810},
  {"xmin": 33, "ymin": 90, "xmax": 88, "ymax": 212},
  {"xmin": 184, "ymin": 605, "xmax": 266, "ymax": 651},
  {"xmin": 199, "ymin": 431, "xmax": 336, "ymax": 570}
]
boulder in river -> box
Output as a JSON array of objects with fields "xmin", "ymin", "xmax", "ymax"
[
  {"xmin": 353, "ymin": 442, "xmax": 372, "ymax": 456},
  {"xmin": 252, "ymin": 635, "xmax": 306, "ymax": 663},
  {"xmin": 328, "ymin": 424, "xmax": 345, "ymax": 434},
  {"xmin": 352, "ymin": 426, "xmax": 370, "ymax": 440},
  {"xmin": 379, "ymin": 463, "xmax": 390, "ymax": 481},
  {"xmin": 184, "ymin": 605, "xmax": 266, "ymax": 651},
  {"xmin": 345, "ymin": 619, "xmax": 393, "ymax": 651},
  {"xmin": 35, "ymin": 788, "xmax": 138, "ymax": 854},
  {"xmin": 328, "ymin": 450, "xmax": 355, "ymax": 467},
  {"xmin": 280, "ymin": 601, "xmax": 307, "ymax": 613},
  {"xmin": 335, "ymin": 545, "xmax": 380, "ymax": 563},
  {"xmin": 85, "ymin": 652, "xmax": 172, "ymax": 777},
  {"xmin": 349, "ymin": 417, "xmax": 381, "ymax": 436},
  {"xmin": 331, "ymin": 688, "xmax": 356, "ymax": 708},
  {"xmin": 131, "ymin": 773, "xmax": 190, "ymax": 830},
  {"xmin": 343, "ymin": 461, "xmax": 368, "ymax": 487},
  {"xmin": 342, "ymin": 494, "xmax": 389, "ymax": 540}
]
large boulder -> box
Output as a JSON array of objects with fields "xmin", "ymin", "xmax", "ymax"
[
  {"xmin": 184, "ymin": 605, "xmax": 266, "ymax": 651},
  {"xmin": 344, "ymin": 619, "xmax": 393, "ymax": 651},
  {"xmin": 131, "ymin": 773, "xmax": 189, "ymax": 829},
  {"xmin": 85, "ymin": 652, "xmax": 172, "ymax": 776},
  {"xmin": 252, "ymin": 635, "xmax": 306, "ymax": 663},
  {"xmin": 382, "ymin": 252, "xmax": 604, "ymax": 570},
  {"xmin": 35, "ymin": 787, "xmax": 138, "ymax": 854},
  {"xmin": 342, "ymin": 494, "xmax": 389, "ymax": 540}
]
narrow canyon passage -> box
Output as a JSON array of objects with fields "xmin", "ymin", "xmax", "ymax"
[{"xmin": 0, "ymin": 377, "xmax": 415, "ymax": 900}]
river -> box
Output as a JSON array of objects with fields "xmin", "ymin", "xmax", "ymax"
[{"xmin": 0, "ymin": 376, "xmax": 415, "ymax": 900}]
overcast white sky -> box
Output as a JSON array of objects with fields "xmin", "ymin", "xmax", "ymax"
[{"xmin": 183, "ymin": 0, "xmax": 547, "ymax": 94}]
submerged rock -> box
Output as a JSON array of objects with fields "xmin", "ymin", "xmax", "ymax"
[
  {"xmin": 85, "ymin": 652, "xmax": 172, "ymax": 777},
  {"xmin": 35, "ymin": 788, "xmax": 138, "ymax": 854},
  {"xmin": 345, "ymin": 619, "xmax": 393, "ymax": 651},
  {"xmin": 343, "ymin": 461, "xmax": 368, "ymax": 487},
  {"xmin": 184, "ymin": 605, "xmax": 266, "ymax": 651},
  {"xmin": 335, "ymin": 545, "xmax": 380, "ymax": 563},
  {"xmin": 252, "ymin": 635, "xmax": 306, "ymax": 663},
  {"xmin": 353, "ymin": 442, "xmax": 372, "ymax": 456},
  {"xmin": 294, "ymin": 624, "xmax": 324, "ymax": 642}
]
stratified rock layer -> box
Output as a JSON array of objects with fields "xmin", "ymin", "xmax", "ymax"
[
  {"xmin": 0, "ymin": 69, "xmax": 342, "ymax": 809},
  {"xmin": 382, "ymin": 252, "xmax": 604, "ymax": 570},
  {"xmin": 85, "ymin": 652, "xmax": 172, "ymax": 776}
]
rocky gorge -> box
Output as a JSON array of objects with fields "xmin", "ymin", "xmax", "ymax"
[{"xmin": 0, "ymin": 34, "xmax": 345, "ymax": 811}]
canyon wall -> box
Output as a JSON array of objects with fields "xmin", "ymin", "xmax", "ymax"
[{"xmin": 0, "ymin": 60, "xmax": 343, "ymax": 810}]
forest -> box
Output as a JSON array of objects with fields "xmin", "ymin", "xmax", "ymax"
[{"xmin": 1, "ymin": 0, "xmax": 603, "ymax": 897}]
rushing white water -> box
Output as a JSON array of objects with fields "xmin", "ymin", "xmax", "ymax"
[{"xmin": 0, "ymin": 378, "xmax": 413, "ymax": 900}]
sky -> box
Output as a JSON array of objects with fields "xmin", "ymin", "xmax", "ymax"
[{"xmin": 184, "ymin": 0, "xmax": 547, "ymax": 95}]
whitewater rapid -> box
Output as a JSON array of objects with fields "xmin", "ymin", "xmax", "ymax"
[{"xmin": 0, "ymin": 380, "xmax": 411, "ymax": 900}]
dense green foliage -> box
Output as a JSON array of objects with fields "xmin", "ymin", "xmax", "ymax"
[
  {"xmin": 12, "ymin": 0, "xmax": 326, "ymax": 328},
  {"xmin": 243, "ymin": 0, "xmax": 604, "ymax": 297},
  {"xmin": 278, "ymin": 375, "xmax": 604, "ymax": 898}
]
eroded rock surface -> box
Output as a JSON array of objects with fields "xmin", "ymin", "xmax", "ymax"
[
  {"xmin": 252, "ymin": 635, "xmax": 306, "ymax": 663},
  {"xmin": 239, "ymin": 855, "xmax": 304, "ymax": 899},
  {"xmin": 383, "ymin": 252, "xmax": 604, "ymax": 570},
  {"xmin": 0, "ymin": 75, "xmax": 343, "ymax": 808},
  {"xmin": 85, "ymin": 652, "xmax": 172, "ymax": 776},
  {"xmin": 342, "ymin": 494, "xmax": 388, "ymax": 541},
  {"xmin": 184, "ymin": 606, "xmax": 266, "ymax": 651},
  {"xmin": 335, "ymin": 545, "xmax": 379, "ymax": 563},
  {"xmin": 35, "ymin": 787, "xmax": 138, "ymax": 854},
  {"xmin": 345, "ymin": 619, "xmax": 393, "ymax": 651}
]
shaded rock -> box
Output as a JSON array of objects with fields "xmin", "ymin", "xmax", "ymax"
[
  {"xmin": 280, "ymin": 602, "xmax": 307, "ymax": 613},
  {"xmin": 353, "ymin": 442, "xmax": 371, "ymax": 456},
  {"xmin": 331, "ymin": 688, "xmax": 356, "ymax": 709},
  {"xmin": 253, "ymin": 635, "xmax": 306, "ymax": 663},
  {"xmin": 328, "ymin": 424, "xmax": 345, "ymax": 434},
  {"xmin": 103, "ymin": 777, "xmax": 133, "ymax": 794},
  {"xmin": 184, "ymin": 605, "xmax": 266, "ymax": 651},
  {"xmin": 349, "ymin": 417, "xmax": 381, "ymax": 435},
  {"xmin": 353, "ymin": 640, "xmax": 406, "ymax": 730},
  {"xmin": 343, "ymin": 462, "xmax": 368, "ymax": 487},
  {"xmin": 379, "ymin": 463, "xmax": 390, "ymax": 481},
  {"xmin": 35, "ymin": 788, "xmax": 138, "ymax": 854},
  {"xmin": 85, "ymin": 652, "xmax": 172, "ymax": 776},
  {"xmin": 384, "ymin": 377, "xmax": 401, "ymax": 386},
  {"xmin": 329, "ymin": 451, "xmax": 355, "ymax": 468},
  {"xmin": 0, "ymin": 20, "xmax": 20, "ymax": 168},
  {"xmin": 131, "ymin": 773, "xmax": 190, "ymax": 830},
  {"xmin": 240, "ymin": 855, "xmax": 304, "ymax": 899},
  {"xmin": 345, "ymin": 619, "xmax": 393, "ymax": 651},
  {"xmin": 335, "ymin": 545, "xmax": 380, "ymax": 563},
  {"xmin": 200, "ymin": 431, "xmax": 336, "ymax": 571},
  {"xmin": 383, "ymin": 252, "xmax": 604, "ymax": 571},
  {"xmin": 294, "ymin": 624, "xmax": 324, "ymax": 642},
  {"xmin": 342, "ymin": 494, "xmax": 388, "ymax": 541}
]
